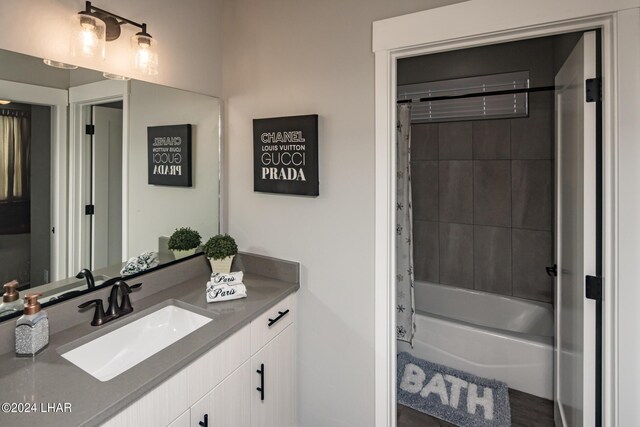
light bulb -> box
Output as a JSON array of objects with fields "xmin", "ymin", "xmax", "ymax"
[
  {"xmin": 131, "ymin": 33, "xmax": 158, "ymax": 75},
  {"xmin": 81, "ymin": 31, "xmax": 96, "ymax": 54},
  {"xmin": 70, "ymin": 13, "xmax": 106, "ymax": 60}
]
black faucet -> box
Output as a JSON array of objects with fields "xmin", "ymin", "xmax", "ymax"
[
  {"xmin": 117, "ymin": 281, "xmax": 142, "ymax": 315},
  {"xmin": 78, "ymin": 281, "xmax": 142, "ymax": 327},
  {"xmin": 106, "ymin": 285, "xmax": 121, "ymax": 318},
  {"xmin": 76, "ymin": 269, "xmax": 96, "ymax": 290},
  {"xmin": 78, "ymin": 299, "xmax": 110, "ymax": 326}
]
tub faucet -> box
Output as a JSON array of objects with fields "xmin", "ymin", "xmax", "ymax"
[{"xmin": 76, "ymin": 269, "xmax": 96, "ymax": 290}]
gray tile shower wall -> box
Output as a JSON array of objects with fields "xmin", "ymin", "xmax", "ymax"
[
  {"xmin": 474, "ymin": 225, "xmax": 512, "ymax": 295},
  {"xmin": 512, "ymin": 160, "xmax": 553, "ymax": 231},
  {"xmin": 439, "ymin": 122, "xmax": 472, "ymax": 160},
  {"xmin": 412, "ymin": 162, "xmax": 438, "ymax": 222},
  {"xmin": 439, "ymin": 222, "xmax": 474, "ymax": 288},
  {"xmin": 439, "ymin": 161, "xmax": 473, "ymax": 224},
  {"xmin": 411, "ymin": 117, "xmax": 554, "ymax": 303},
  {"xmin": 472, "ymin": 120, "xmax": 511, "ymax": 159},
  {"xmin": 413, "ymin": 220, "xmax": 439, "ymax": 283},
  {"xmin": 474, "ymin": 160, "xmax": 511, "ymax": 227},
  {"xmin": 512, "ymin": 229, "xmax": 554, "ymax": 302},
  {"xmin": 399, "ymin": 35, "xmax": 584, "ymax": 305}
]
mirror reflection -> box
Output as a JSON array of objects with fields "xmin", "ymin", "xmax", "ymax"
[{"xmin": 0, "ymin": 49, "xmax": 220, "ymax": 319}]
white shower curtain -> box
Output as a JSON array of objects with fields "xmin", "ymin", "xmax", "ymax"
[{"xmin": 396, "ymin": 104, "xmax": 415, "ymax": 344}]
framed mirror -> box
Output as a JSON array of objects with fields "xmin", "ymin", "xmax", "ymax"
[{"xmin": 0, "ymin": 48, "xmax": 220, "ymax": 320}]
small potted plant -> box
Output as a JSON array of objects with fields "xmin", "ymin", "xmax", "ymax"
[
  {"xmin": 168, "ymin": 227, "xmax": 202, "ymax": 259},
  {"xmin": 204, "ymin": 234, "xmax": 238, "ymax": 273}
]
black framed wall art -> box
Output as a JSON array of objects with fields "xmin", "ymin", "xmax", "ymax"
[
  {"xmin": 147, "ymin": 124, "xmax": 192, "ymax": 187},
  {"xmin": 253, "ymin": 114, "xmax": 319, "ymax": 196}
]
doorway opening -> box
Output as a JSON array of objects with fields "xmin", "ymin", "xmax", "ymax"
[
  {"xmin": 85, "ymin": 101, "xmax": 123, "ymax": 270},
  {"xmin": 0, "ymin": 102, "xmax": 53, "ymax": 291},
  {"xmin": 394, "ymin": 30, "xmax": 602, "ymax": 427},
  {"xmin": 68, "ymin": 80, "xmax": 128, "ymax": 275}
]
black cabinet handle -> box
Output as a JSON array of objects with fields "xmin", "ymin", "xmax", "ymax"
[
  {"xmin": 546, "ymin": 264, "xmax": 557, "ymax": 277},
  {"xmin": 199, "ymin": 413, "xmax": 208, "ymax": 427},
  {"xmin": 256, "ymin": 363, "xmax": 265, "ymax": 401},
  {"xmin": 268, "ymin": 309, "xmax": 290, "ymax": 327}
]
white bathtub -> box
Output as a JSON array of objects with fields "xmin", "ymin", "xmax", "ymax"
[{"xmin": 397, "ymin": 281, "xmax": 554, "ymax": 399}]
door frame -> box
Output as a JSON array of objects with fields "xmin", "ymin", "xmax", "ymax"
[
  {"xmin": 68, "ymin": 79, "xmax": 129, "ymax": 273},
  {"xmin": 373, "ymin": 2, "xmax": 640, "ymax": 426},
  {"xmin": 0, "ymin": 79, "xmax": 68, "ymax": 281}
]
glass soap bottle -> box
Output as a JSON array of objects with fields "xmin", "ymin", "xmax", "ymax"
[{"xmin": 15, "ymin": 293, "xmax": 49, "ymax": 357}]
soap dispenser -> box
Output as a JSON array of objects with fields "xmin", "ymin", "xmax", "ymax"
[
  {"xmin": 0, "ymin": 281, "xmax": 21, "ymax": 316},
  {"xmin": 15, "ymin": 293, "xmax": 49, "ymax": 357}
]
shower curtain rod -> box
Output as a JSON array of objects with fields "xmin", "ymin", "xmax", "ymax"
[
  {"xmin": 0, "ymin": 109, "xmax": 30, "ymax": 117},
  {"xmin": 396, "ymin": 85, "xmax": 557, "ymax": 104}
]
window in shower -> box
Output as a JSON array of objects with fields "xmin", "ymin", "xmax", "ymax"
[{"xmin": 397, "ymin": 71, "xmax": 530, "ymax": 123}]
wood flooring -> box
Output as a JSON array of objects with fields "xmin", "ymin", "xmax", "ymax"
[{"xmin": 397, "ymin": 389, "xmax": 554, "ymax": 427}]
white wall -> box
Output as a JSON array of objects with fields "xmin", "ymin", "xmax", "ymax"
[
  {"xmin": 0, "ymin": 0, "xmax": 223, "ymax": 96},
  {"xmin": 221, "ymin": 0, "xmax": 461, "ymax": 425},
  {"xmin": 128, "ymin": 81, "xmax": 220, "ymax": 257}
]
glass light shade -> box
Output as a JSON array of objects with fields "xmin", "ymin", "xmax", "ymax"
[
  {"xmin": 43, "ymin": 59, "xmax": 78, "ymax": 70},
  {"xmin": 69, "ymin": 13, "xmax": 106, "ymax": 60},
  {"xmin": 103, "ymin": 72, "xmax": 131, "ymax": 81},
  {"xmin": 131, "ymin": 34, "xmax": 158, "ymax": 75}
]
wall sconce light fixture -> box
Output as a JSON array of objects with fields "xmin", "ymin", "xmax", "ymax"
[{"xmin": 69, "ymin": 1, "xmax": 158, "ymax": 75}]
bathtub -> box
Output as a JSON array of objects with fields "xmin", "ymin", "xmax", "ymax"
[{"xmin": 397, "ymin": 281, "xmax": 554, "ymax": 399}]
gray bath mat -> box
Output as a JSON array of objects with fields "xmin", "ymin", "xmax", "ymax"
[{"xmin": 397, "ymin": 352, "xmax": 511, "ymax": 427}]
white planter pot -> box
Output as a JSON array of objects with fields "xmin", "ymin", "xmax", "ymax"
[
  {"xmin": 172, "ymin": 248, "xmax": 197, "ymax": 260},
  {"xmin": 209, "ymin": 255, "xmax": 235, "ymax": 273}
]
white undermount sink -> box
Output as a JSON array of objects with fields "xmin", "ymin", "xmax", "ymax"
[{"xmin": 61, "ymin": 304, "xmax": 212, "ymax": 381}]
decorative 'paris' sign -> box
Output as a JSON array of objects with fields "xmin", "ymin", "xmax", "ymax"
[
  {"xmin": 253, "ymin": 114, "xmax": 319, "ymax": 196},
  {"xmin": 147, "ymin": 124, "xmax": 192, "ymax": 187}
]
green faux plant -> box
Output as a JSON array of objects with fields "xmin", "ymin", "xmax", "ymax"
[
  {"xmin": 168, "ymin": 227, "xmax": 202, "ymax": 251},
  {"xmin": 204, "ymin": 234, "xmax": 238, "ymax": 260}
]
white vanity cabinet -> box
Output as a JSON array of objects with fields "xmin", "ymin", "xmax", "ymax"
[
  {"xmin": 102, "ymin": 293, "xmax": 296, "ymax": 427},
  {"xmin": 190, "ymin": 360, "xmax": 251, "ymax": 427},
  {"xmin": 168, "ymin": 410, "xmax": 190, "ymax": 427},
  {"xmin": 251, "ymin": 324, "xmax": 295, "ymax": 427}
]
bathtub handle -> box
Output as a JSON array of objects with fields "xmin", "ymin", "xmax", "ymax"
[{"xmin": 546, "ymin": 264, "xmax": 557, "ymax": 277}]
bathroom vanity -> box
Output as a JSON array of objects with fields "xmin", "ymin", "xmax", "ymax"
[
  {"xmin": 0, "ymin": 253, "xmax": 299, "ymax": 427},
  {"xmin": 104, "ymin": 293, "xmax": 296, "ymax": 427}
]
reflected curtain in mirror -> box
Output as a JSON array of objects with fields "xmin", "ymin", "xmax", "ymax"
[{"xmin": 0, "ymin": 109, "xmax": 30, "ymax": 234}]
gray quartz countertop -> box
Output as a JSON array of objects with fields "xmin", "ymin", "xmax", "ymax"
[{"xmin": 0, "ymin": 263, "xmax": 299, "ymax": 426}]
